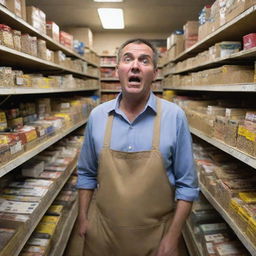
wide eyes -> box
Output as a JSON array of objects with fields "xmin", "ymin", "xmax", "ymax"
[{"xmin": 122, "ymin": 55, "xmax": 151, "ymax": 65}]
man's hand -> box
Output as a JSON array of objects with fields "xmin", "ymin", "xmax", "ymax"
[
  {"xmin": 155, "ymin": 234, "xmax": 179, "ymax": 256},
  {"xmin": 78, "ymin": 216, "xmax": 90, "ymax": 237}
]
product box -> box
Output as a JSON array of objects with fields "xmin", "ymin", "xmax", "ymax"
[
  {"xmin": 243, "ymin": 33, "xmax": 256, "ymax": 50},
  {"xmin": 26, "ymin": 6, "xmax": 46, "ymax": 34},
  {"xmin": 185, "ymin": 38, "xmax": 198, "ymax": 49},
  {"xmin": 59, "ymin": 31, "xmax": 73, "ymax": 50},
  {"xmin": 6, "ymin": 0, "xmax": 26, "ymax": 20},
  {"xmin": 225, "ymin": 0, "xmax": 256, "ymax": 24},
  {"xmin": 215, "ymin": 41, "xmax": 241, "ymax": 58},
  {"xmin": 166, "ymin": 33, "xmax": 184, "ymax": 50},
  {"xmin": 64, "ymin": 27, "xmax": 93, "ymax": 49},
  {"xmin": 46, "ymin": 21, "xmax": 59, "ymax": 42},
  {"xmin": 183, "ymin": 21, "xmax": 199, "ymax": 40}
]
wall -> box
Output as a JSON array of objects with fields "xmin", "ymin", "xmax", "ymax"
[{"xmin": 93, "ymin": 32, "xmax": 169, "ymax": 55}]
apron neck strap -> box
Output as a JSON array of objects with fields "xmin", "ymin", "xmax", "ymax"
[
  {"xmin": 152, "ymin": 97, "xmax": 161, "ymax": 150},
  {"xmin": 103, "ymin": 113, "xmax": 114, "ymax": 148},
  {"xmin": 103, "ymin": 97, "xmax": 162, "ymax": 150}
]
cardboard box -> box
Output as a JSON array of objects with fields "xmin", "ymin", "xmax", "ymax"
[
  {"xmin": 0, "ymin": 0, "xmax": 7, "ymax": 7},
  {"xmin": 64, "ymin": 27, "xmax": 93, "ymax": 49},
  {"xmin": 225, "ymin": 0, "xmax": 256, "ymax": 24},
  {"xmin": 46, "ymin": 21, "xmax": 59, "ymax": 42},
  {"xmin": 59, "ymin": 31, "xmax": 73, "ymax": 50},
  {"xmin": 26, "ymin": 6, "xmax": 46, "ymax": 34},
  {"xmin": 183, "ymin": 21, "xmax": 199, "ymax": 39},
  {"xmin": 167, "ymin": 34, "xmax": 184, "ymax": 50},
  {"xmin": 243, "ymin": 33, "xmax": 256, "ymax": 50},
  {"xmin": 6, "ymin": 0, "xmax": 25, "ymax": 19}
]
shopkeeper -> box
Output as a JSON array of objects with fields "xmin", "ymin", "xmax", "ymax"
[{"xmin": 77, "ymin": 38, "xmax": 199, "ymax": 256}]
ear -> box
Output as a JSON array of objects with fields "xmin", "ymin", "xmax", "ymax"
[
  {"xmin": 115, "ymin": 65, "xmax": 119, "ymax": 78},
  {"xmin": 153, "ymin": 68, "xmax": 158, "ymax": 81}
]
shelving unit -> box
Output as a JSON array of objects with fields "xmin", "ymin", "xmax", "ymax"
[
  {"xmin": 172, "ymin": 5, "xmax": 256, "ymax": 63},
  {"xmin": 200, "ymin": 184, "xmax": 256, "ymax": 256},
  {"xmin": 0, "ymin": 162, "xmax": 77, "ymax": 256},
  {"xmin": 0, "ymin": 87, "xmax": 98, "ymax": 95},
  {"xmin": 0, "ymin": 4, "xmax": 100, "ymax": 256},
  {"xmin": 162, "ymin": 4, "xmax": 256, "ymax": 256},
  {"xmin": 190, "ymin": 127, "xmax": 256, "ymax": 169},
  {"xmin": 164, "ymin": 83, "xmax": 256, "ymax": 92},
  {"xmin": 182, "ymin": 222, "xmax": 204, "ymax": 256},
  {"xmin": 49, "ymin": 200, "xmax": 78, "ymax": 256},
  {"xmin": 0, "ymin": 4, "xmax": 98, "ymax": 68},
  {"xmin": 0, "ymin": 118, "xmax": 88, "ymax": 178}
]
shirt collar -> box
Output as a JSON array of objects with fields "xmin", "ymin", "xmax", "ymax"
[{"xmin": 107, "ymin": 92, "xmax": 157, "ymax": 115}]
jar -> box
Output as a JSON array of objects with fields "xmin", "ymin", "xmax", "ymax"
[
  {"xmin": 12, "ymin": 30, "xmax": 21, "ymax": 51},
  {"xmin": 21, "ymin": 34, "xmax": 32, "ymax": 55},
  {"xmin": 31, "ymin": 36, "xmax": 37, "ymax": 57},
  {"xmin": 37, "ymin": 39, "xmax": 47, "ymax": 60},
  {"xmin": 0, "ymin": 24, "xmax": 14, "ymax": 49}
]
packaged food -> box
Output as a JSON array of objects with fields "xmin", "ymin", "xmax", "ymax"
[
  {"xmin": 21, "ymin": 34, "xmax": 32, "ymax": 55},
  {"xmin": 12, "ymin": 30, "xmax": 21, "ymax": 51},
  {"xmin": 26, "ymin": 6, "xmax": 46, "ymax": 35},
  {"xmin": 31, "ymin": 36, "xmax": 37, "ymax": 57},
  {"xmin": 46, "ymin": 21, "xmax": 59, "ymax": 42},
  {"xmin": 59, "ymin": 31, "xmax": 73, "ymax": 49},
  {"xmin": 37, "ymin": 39, "xmax": 47, "ymax": 60},
  {"xmin": 215, "ymin": 41, "xmax": 241, "ymax": 58},
  {"xmin": 0, "ymin": 67, "xmax": 14, "ymax": 87},
  {"xmin": 243, "ymin": 33, "xmax": 256, "ymax": 50},
  {"xmin": 0, "ymin": 24, "xmax": 14, "ymax": 48}
]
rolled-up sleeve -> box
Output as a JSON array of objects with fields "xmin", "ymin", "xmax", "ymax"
[
  {"xmin": 173, "ymin": 109, "xmax": 199, "ymax": 201},
  {"xmin": 77, "ymin": 114, "xmax": 98, "ymax": 189}
]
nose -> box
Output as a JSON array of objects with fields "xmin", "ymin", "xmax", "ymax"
[{"xmin": 131, "ymin": 59, "xmax": 140, "ymax": 73}]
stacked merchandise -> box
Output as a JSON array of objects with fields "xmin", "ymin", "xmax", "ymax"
[
  {"xmin": 172, "ymin": 96, "xmax": 256, "ymax": 157},
  {"xmin": 166, "ymin": 64, "xmax": 255, "ymax": 87},
  {"xmin": 100, "ymin": 67, "xmax": 116, "ymax": 79},
  {"xmin": 0, "ymin": 135, "xmax": 83, "ymax": 254},
  {"xmin": 100, "ymin": 56, "xmax": 116, "ymax": 66},
  {"xmin": 0, "ymin": 96, "xmax": 99, "ymax": 166},
  {"xmin": 193, "ymin": 140, "xmax": 256, "ymax": 248},
  {"xmin": 198, "ymin": 0, "xmax": 256, "ymax": 42},
  {"xmin": 0, "ymin": 68, "xmax": 99, "ymax": 89},
  {"xmin": 101, "ymin": 82, "xmax": 121, "ymax": 90},
  {"xmin": 188, "ymin": 193, "xmax": 251, "ymax": 255}
]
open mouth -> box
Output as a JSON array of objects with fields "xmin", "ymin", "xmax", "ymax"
[{"xmin": 128, "ymin": 76, "xmax": 141, "ymax": 83}]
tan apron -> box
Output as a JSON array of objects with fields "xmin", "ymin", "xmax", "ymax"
[{"xmin": 84, "ymin": 98, "xmax": 175, "ymax": 256}]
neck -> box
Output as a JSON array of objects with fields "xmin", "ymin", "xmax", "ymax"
[{"xmin": 119, "ymin": 92, "xmax": 151, "ymax": 122}]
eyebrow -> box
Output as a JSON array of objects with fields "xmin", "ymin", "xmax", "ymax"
[{"xmin": 122, "ymin": 52, "xmax": 152, "ymax": 60}]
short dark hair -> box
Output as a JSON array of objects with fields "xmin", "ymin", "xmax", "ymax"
[{"xmin": 117, "ymin": 38, "xmax": 158, "ymax": 69}]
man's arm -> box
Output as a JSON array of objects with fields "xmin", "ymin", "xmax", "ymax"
[
  {"xmin": 155, "ymin": 200, "xmax": 192, "ymax": 256},
  {"xmin": 78, "ymin": 189, "xmax": 94, "ymax": 237}
]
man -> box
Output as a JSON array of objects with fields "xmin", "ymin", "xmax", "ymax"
[{"xmin": 77, "ymin": 38, "xmax": 199, "ymax": 256}]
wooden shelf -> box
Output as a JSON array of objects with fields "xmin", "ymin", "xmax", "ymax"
[
  {"xmin": 0, "ymin": 162, "xmax": 76, "ymax": 256},
  {"xmin": 49, "ymin": 200, "xmax": 78, "ymax": 256},
  {"xmin": 100, "ymin": 64, "xmax": 116, "ymax": 68},
  {"xmin": 0, "ymin": 5, "xmax": 98, "ymax": 68},
  {"xmin": 190, "ymin": 127, "xmax": 256, "ymax": 169},
  {"xmin": 165, "ymin": 47, "xmax": 256, "ymax": 76},
  {"xmin": 0, "ymin": 45, "xmax": 99, "ymax": 79},
  {"xmin": 182, "ymin": 222, "xmax": 204, "ymax": 256},
  {"xmin": 164, "ymin": 5, "xmax": 256, "ymax": 64},
  {"xmin": 100, "ymin": 78, "xmax": 119, "ymax": 81},
  {"xmin": 163, "ymin": 83, "xmax": 256, "ymax": 92},
  {"xmin": 0, "ymin": 87, "xmax": 99, "ymax": 95},
  {"xmin": 0, "ymin": 118, "xmax": 87, "ymax": 178},
  {"xmin": 200, "ymin": 184, "xmax": 256, "ymax": 256},
  {"xmin": 101, "ymin": 89, "xmax": 163, "ymax": 93}
]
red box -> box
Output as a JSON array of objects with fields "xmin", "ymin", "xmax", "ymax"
[
  {"xmin": 243, "ymin": 33, "xmax": 256, "ymax": 50},
  {"xmin": 60, "ymin": 31, "xmax": 73, "ymax": 50}
]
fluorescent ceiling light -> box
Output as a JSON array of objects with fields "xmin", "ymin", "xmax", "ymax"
[
  {"xmin": 98, "ymin": 8, "xmax": 124, "ymax": 29},
  {"xmin": 94, "ymin": 0, "xmax": 123, "ymax": 2}
]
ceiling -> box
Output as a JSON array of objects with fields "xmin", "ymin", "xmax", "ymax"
[{"xmin": 26, "ymin": 0, "xmax": 215, "ymax": 34}]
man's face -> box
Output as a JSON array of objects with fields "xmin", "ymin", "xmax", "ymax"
[{"xmin": 116, "ymin": 43, "xmax": 158, "ymax": 97}]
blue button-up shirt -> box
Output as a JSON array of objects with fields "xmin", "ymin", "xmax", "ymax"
[{"xmin": 77, "ymin": 92, "xmax": 199, "ymax": 201}]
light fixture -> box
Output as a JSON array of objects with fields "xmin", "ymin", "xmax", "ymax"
[
  {"xmin": 94, "ymin": 0, "xmax": 123, "ymax": 2},
  {"xmin": 97, "ymin": 8, "xmax": 124, "ymax": 29}
]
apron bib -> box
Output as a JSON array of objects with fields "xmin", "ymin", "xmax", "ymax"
[{"xmin": 84, "ymin": 98, "xmax": 175, "ymax": 256}]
